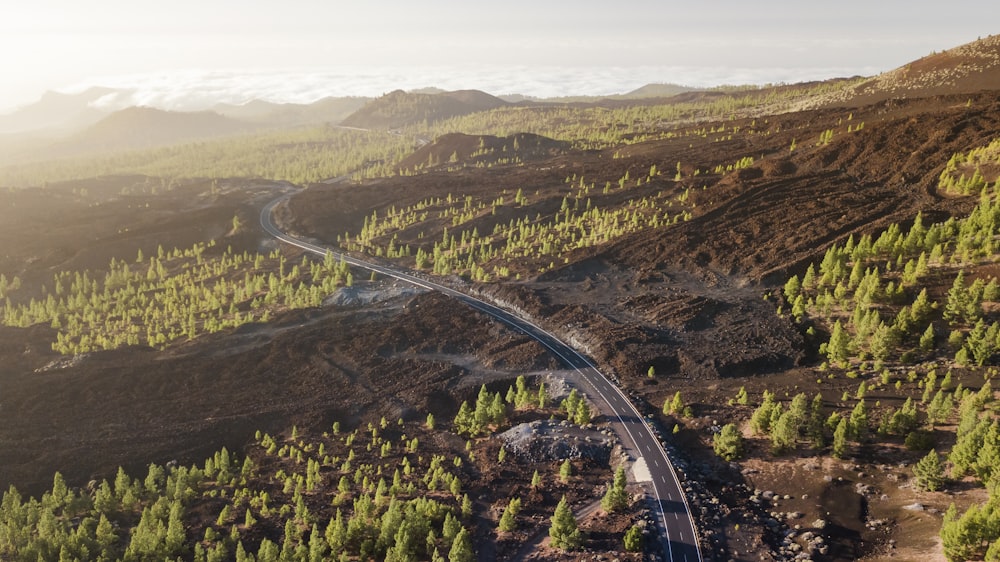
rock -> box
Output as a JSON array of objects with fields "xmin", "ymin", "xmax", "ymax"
[
  {"xmin": 903, "ymin": 502, "xmax": 925, "ymax": 511},
  {"xmin": 499, "ymin": 420, "xmax": 611, "ymax": 463},
  {"xmin": 812, "ymin": 519, "xmax": 827, "ymax": 529}
]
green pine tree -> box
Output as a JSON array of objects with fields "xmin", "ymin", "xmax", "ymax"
[
  {"xmin": 913, "ymin": 449, "xmax": 945, "ymax": 491},
  {"xmin": 713, "ymin": 423, "xmax": 744, "ymax": 461},
  {"xmin": 549, "ymin": 496, "xmax": 583, "ymax": 550}
]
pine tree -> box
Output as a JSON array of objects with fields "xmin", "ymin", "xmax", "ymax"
[
  {"xmin": 919, "ymin": 323, "xmax": 935, "ymax": 352},
  {"xmin": 832, "ymin": 417, "xmax": 849, "ymax": 458},
  {"xmin": 750, "ymin": 391, "xmax": 778, "ymax": 435},
  {"xmin": 559, "ymin": 459, "xmax": 573, "ymax": 483},
  {"xmin": 448, "ymin": 527, "xmax": 474, "ymax": 562},
  {"xmin": 808, "ymin": 393, "xmax": 826, "ymax": 448},
  {"xmin": 826, "ymin": 320, "xmax": 850, "ymax": 366},
  {"xmin": 735, "ymin": 386, "xmax": 749, "ymax": 405},
  {"xmin": 913, "ymin": 449, "xmax": 945, "ymax": 491},
  {"xmin": 784, "ymin": 275, "xmax": 801, "ymax": 301},
  {"xmin": 713, "ymin": 423, "xmax": 743, "ymax": 461},
  {"xmin": 601, "ymin": 467, "xmax": 629, "ymax": 512},
  {"xmin": 549, "ymin": 496, "xmax": 583, "ymax": 550},
  {"xmin": 945, "ymin": 271, "xmax": 970, "ymax": 324},
  {"xmin": 849, "ymin": 399, "xmax": 869, "ymax": 443},
  {"xmin": 771, "ymin": 411, "xmax": 798, "ymax": 454},
  {"xmin": 497, "ymin": 497, "xmax": 522, "ymax": 532},
  {"xmin": 669, "ymin": 391, "xmax": 685, "ymax": 416},
  {"xmin": 621, "ymin": 524, "xmax": 642, "ymax": 551}
]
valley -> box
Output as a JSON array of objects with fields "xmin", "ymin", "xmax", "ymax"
[{"xmin": 2, "ymin": 34, "xmax": 1000, "ymax": 562}]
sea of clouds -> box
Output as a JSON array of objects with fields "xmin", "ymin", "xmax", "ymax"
[{"xmin": 58, "ymin": 64, "xmax": 880, "ymax": 112}]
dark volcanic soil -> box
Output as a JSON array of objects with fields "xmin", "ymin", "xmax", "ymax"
[
  {"xmin": 4, "ymin": 85, "xmax": 1000, "ymax": 560},
  {"xmin": 0, "ymin": 286, "xmax": 556, "ymax": 496}
]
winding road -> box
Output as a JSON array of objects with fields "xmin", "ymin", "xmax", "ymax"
[{"xmin": 260, "ymin": 194, "xmax": 703, "ymax": 562}]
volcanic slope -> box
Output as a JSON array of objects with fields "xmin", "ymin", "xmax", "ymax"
[
  {"xmin": 280, "ymin": 44, "xmax": 1000, "ymax": 555},
  {"xmin": 341, "ymin": 89, "xmax": 509, "ymax": 129},
  {"xmin": 812, "ymin": 34, "xmax": 1000, "ymax": 108}
]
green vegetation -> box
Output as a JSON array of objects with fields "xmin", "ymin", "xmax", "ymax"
[
  {"xmin": 548, "ymin": 496, "xmax": 583, "ymax": 550},
  {"xmin": 713, "ymin": 423, "xmax": 744, "ymax": 461},
  {"xmin": 0, "ymin": 127, "xmax": 414, "ymax": 188},
  {"xmin": 407, "ymin": 79, "xmax": 864, "ymax": 152},
  {"xmin": 939, "ymin": 138, "xmax": 1000, "ymax": 195},
  {"xmin": 941, "ymin": 481, "xmax": 1000, "ymax": 561},
  {"xmin": 600, "ymin": 467, "xmax": 629, "ymax": 513},
  {"xmin": 1, "ymin": 243, "xmax": 352, "ymax": 354},
  {"xmin": 0, "ymin": 418, "xmax": 477, "ymax": 562},
  {"xmin": 559, "ymin": 460, "xmax": 573, "ymax": 484},
  {"xmin": 788, "ymin": 184, "xmax": 1000, "ymax": 369},
  {"xmin": 0, "ymin": 79, "xmax": 865, "ymax": 192},
  {"xmin": 772, "ymin": 138, "xmax": 1000, "ymax": 558},
  {"xmin": 913, "ymin": 449, "xmax": 945, "ymax": 491},
  {"xmin": 497, "ymin": 498, "xmax": 522, "ymax": 533},
  {"xmin": 663, "ymin": 391, "xmax": 690, "ymax": 418},
  {"xmin": 345, "ymin": 176, "xmax": 696, "ymax": 280},
  {"xmin": 623, "ymin": 524, "xmax": 643, "ymax": 552},
  {"xmin": 452, "ymin": 385, "xmax": 508, "ymax": 437}
]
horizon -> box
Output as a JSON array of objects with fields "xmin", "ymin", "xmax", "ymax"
[
  {"xmin": 28, "ymin": 63, "xmax": 881, "ymax": 114},
  {"xmin": 3, "ymin": 1, "xmax": 998, "ymax": 114}
]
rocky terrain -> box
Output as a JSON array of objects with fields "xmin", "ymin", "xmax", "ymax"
[{"xmin": 2, "ymin": 34, "xmax": 1000, "ymax": 562}]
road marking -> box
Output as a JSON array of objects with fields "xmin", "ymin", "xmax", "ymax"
[{"xmin": 263, "ymin": 196, "xmax": 702, "ymax": 562}]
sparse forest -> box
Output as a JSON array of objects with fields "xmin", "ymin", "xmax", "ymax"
[
  {"xmin": 5, "ymin": 35, "xmax": 1000, "ymax": 562},
  {"xmin": 1, "ymin": 242, "xmax": 352, "ymax": 353}
]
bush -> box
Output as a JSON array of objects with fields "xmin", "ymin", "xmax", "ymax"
[{"xmin": 905, "ymin": 430, "xmax": 935, "ymax": 451}]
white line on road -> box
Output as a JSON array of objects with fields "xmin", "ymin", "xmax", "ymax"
[{"xmin": 261, "ymin": 195, "xmax": 702, "ymax": 562}]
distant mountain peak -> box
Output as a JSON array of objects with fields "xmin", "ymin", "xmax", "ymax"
[{"xmin": 341, "ymin": 89, "xmax": 508, "ymax": 129}]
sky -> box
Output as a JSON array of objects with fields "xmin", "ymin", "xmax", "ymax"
[{"xmin": 2, "ymin": 0, "xmax": 998, "ymax": 112}]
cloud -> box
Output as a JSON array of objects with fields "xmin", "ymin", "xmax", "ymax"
[{"xmin": 61, "ymin": 65, "xmax": 882, "ymax": 112}]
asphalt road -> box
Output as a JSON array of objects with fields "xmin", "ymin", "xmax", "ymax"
[{"xmin": 260, "ymin": 195, "xmax": 703, "ymax": 562}]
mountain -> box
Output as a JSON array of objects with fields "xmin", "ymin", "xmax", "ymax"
[
  {"xmin": 499, "ymin": 83, "xmax": 694, "ymax": 104},
  {"xmin": 40, "ymin": 107, "xmax": 255, "ymax": 158},
  {"xmin": 395, "ymin": 131, "xmax": 570, "ymax": 173},
  {"xmin": 621, "ymin": 83, "xmax": 695, "ymax": 99},
  {"xmin": 820, "ymin": 34, "xmax": 1000, "ymax": 107},
  {"xmin": 212, "ymin": 96, "xmax": 370, "ymax": 127},
  {"xmin": 0, "ymin": 88, "xmax": 118, "ymax": 134},
  {"xmin": 341, "ymin": 89, "xmax": 509, "ymax": 129}
]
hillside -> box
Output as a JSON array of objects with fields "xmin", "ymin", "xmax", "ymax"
[
  {"xmin": 0, "ymin": 87, "xmax": 113, "ymax": 134},
  {"xmin": 212, "ymin": 96, "xmax": 370, "ymax": 127},
  {"xmin": 815, "ymin": 34, "xmax": 1000, "ymax": 107},
  {"xmin": 6, "ymin": 34, "xmax": 1000, "ymax": 562},
  {"xmin": 34, "ymin": 107, "xmax": 256, "ymax": 160},
  {"xmin": 341, "ymin": 89, "xmax": 509, "ymax": 129},
  {"xmin": 395, "ymin": 132, "xmax": 570, "ymax": 173},
  {"xmin": 76, "ymin": 107, "xmax": 252, "ymax": 149}
]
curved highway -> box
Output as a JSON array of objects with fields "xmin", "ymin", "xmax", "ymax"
[{"xmin": 261, "ymin": 195, "xmax": 702, "ymax": 562}]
